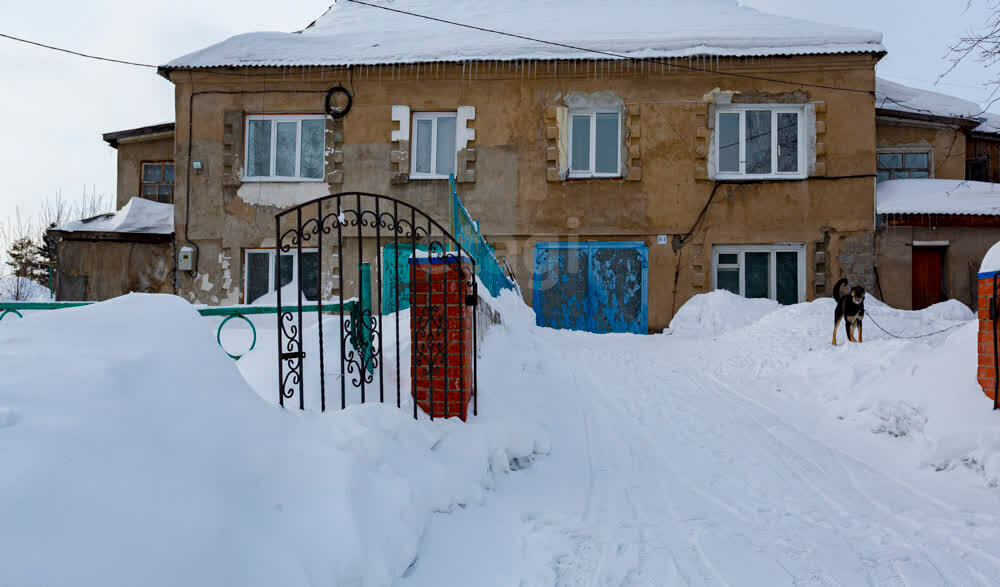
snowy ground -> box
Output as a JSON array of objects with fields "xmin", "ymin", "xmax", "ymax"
[
  {"xmin": 3, "ymin": 290, "xmax": 1000, "ymax": 585},
  {"xmin": 0, "ymin": 276, "xmax": 51, "ymax": 302},
  {"xmin": 402, "ymin": 292, "xmax": 1000, "ymax": 586}
]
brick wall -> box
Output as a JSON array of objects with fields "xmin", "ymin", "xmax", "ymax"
[
  {"xmin": 410, "ymin": 257, "xmax": 475, "ymax": 420},
  {"xmin": 978, "ymin": 274, "xmax": 998, "ymax": 401}
]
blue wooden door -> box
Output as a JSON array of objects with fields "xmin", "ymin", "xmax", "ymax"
[{"xmin": 532, "ymin": 242, "xmax": 648, "ymax": 334}]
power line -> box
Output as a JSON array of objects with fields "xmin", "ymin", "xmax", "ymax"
[
  {"xmin": 3, "ymin": 15, "xmax": 875, "ymax": 94},
  {"xmin": 3, "ymin": 7, "xmax": 879, "ymax": 95},
  {"xmin": 0, "ymin": 32, "xmax": 157, "ymax": 68},
  {"xmin": 344, "ymin": 0, "xmax": 877, "ymax": 95},
  {"xmin": 0, "ymin": 31, "xmax": 355, "ymax": 79}
]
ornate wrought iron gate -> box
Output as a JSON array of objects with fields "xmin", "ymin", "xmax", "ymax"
[{"xmin": 275, "ymin": 192, "xmax": 477, "ymax": 419}]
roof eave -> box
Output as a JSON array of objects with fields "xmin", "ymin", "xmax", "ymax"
[
  {"xmin": 158, "ymin": 47, "xmax": 887, "ymax": 72},
  {"xmin": 876, "ymin": 108, "xmax": 981, "ymax": 130},
  {"xmin": 102, "ymin": 123, "xmax": 176, "ymax": 149}
]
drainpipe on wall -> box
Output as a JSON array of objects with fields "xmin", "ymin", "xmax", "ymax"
[{"xmin": 182, "ymin": 86, "xmax": 201, "ymax": 280}]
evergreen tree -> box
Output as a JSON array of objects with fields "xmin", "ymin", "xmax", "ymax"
[
  {"xmin": 32, "ymin": 223, "xmax": 58, "ymax": 287},
  {"xmin": 4, "ymin": 236, "xmax": 40, "ymax": 299}
]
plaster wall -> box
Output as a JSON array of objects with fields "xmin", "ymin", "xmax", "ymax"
[
  {"xmin": 876, "ymin": 121, "xmax": 966, "ymax": 180},
  {"xmin": 168, "ymin": 55, "xmax": 879, "ymax": 329},
  {"xmin": 114, "ymin": 135, "xmax": 175, "ymax": 209},
  {"xmin": 876, "ymin": 225, "xmax": 1000, "ymax": 311}
]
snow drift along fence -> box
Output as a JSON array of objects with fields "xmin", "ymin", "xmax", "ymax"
[
  {"xmin": 448, "ymin": 174, "xmax": 516, "ymax": 297},
  {"xmin": 0, "ymin": 301, "xmax": 357, "ymax": 362}
]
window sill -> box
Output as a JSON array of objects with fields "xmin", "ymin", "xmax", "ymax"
[
  {"xmin": 409, "ymin": 174, "xmax": 453, "ymax": 181},
  {"xmin": 241, "ymin": 177, "xmax": 326, "ymax": 183},
  {"xmin": 713, "ymin": 174, "xmax": 807, "ymax": 182},
  {"xmin": 566, "ymin": 173, "xmax": 623, "ymax": 180}
]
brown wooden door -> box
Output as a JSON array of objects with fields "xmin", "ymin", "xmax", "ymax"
[{"xmin": 912, "ymin": 246, "xmax": 946, "ymax": 310}]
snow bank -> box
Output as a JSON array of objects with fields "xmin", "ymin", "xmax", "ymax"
[
  {"xmin": 982, "ymin": 240, "xmax": 1000, "ymax": 275},
  {"xmin": 0, "ymin": 293, "xmax": 547, "ymax": 586},
  {"xmin": 54, "ymin": 197, "xmax": 173, "ymax": 234},
  {"xmin": 667, "ymin": 289, "xmax": 778, "ymax": 337},
  {"xmin": 672, "ymin": 292, "xmax": 1000, "ymax": 487},
  {"xmin": 0, "ymin": 276, "xmax": 51, "ymax": 301},
  {"xmin": 164, "ymin": 0, "xmax": 884, "ymax": 69},
  {"xmin": 877, "ymin": 178, "xmax": 1000, "ymax": 215}
]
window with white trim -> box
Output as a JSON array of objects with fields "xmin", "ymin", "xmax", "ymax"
[
  {"xmin": 715, "ymin": 105, "xmax": 806, "ymax": 179},
  {"xmin": 410, "ymin": 112, "xmax": 457, "ymax": 179},
  {"xmin": 712, "ymin": 244, "xmax": 806, "ymax": 305},
  {"xmin": 244, "ymin": 115, "xmax": 325, "ymax": 181},
  {"xmin": 244, "ymin": 249, "xmax": 320, "ymax": 304},
  {"xmin": 569, "ymin": 110, "xmax": 622, "ymax": 178}
]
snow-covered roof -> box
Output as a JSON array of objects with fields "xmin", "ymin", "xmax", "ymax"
[
  {"xmin": 877, "ymin": 179, "xmax": 1000, "ymax": 216},
  {"xmin": 974, "ymin": 112, "xmax": 1000, "ymax": 135},
  {"xmin": 163, "ymin": 0, "xmax": 885, "ymax": 70},
  {"xmin": 54, "ymin": 197, "xmax": 174, "ymax": 235},
  {"xmin": 875, "ymin": 77, "xmax": 983, "ymax": 121}
]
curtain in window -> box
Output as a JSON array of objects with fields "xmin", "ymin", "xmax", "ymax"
[
  {"xmin": 745, "ymin": 110, "xmax": 772, "ymax": 174},
  {"xmin": 777, "ymin": 113, "xmax": 798, "ymax": 173},
  {"xmin": 718, "ymin": 113, "xmax": 740, "ymax": 173},
  {"xmin": 414, "ymin": 119, "xmax": 433, "ymax": 174},
  {"xmin": 435, "ymin": 116, "xmax": 457, "ymax": 176},
  {"xmin": 248, "ymin": 120, "xmax": 271, "ymax": 177},
  {"xmin": 571, "ymin": 115, "xmax": 590, "ymax": 171},
  {"xmin": 299, "ymin": 120, "xmax": 325, "ymax": 179},
  {"xmin": 595, "ymin": 113, "xmax": 618, "ymax": 174},
  {"xmin": 275, "ymin": 122, "xmax": 297, "ymax": 177}
]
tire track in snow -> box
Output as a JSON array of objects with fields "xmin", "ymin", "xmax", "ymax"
[{"xmin": 699, "ymin": 355, "xmax": 1000, "ymax": 585}]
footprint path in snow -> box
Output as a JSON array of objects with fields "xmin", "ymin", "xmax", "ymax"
[
  {"xmin": 399, "ymin": 317, "xmax": 1000, "ymax": 587},
  {"xmin": 542, "ymin": 331, "xmax": 1000, "ymax": 585}
]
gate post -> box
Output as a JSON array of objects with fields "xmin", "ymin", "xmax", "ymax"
[
  {"xmin": 978, "ymin": 269, "xmax": 1000, "ymax": 407},
  {"xmin": 410, "ymin": 256, "xmax": 475, "ymax": 420}
]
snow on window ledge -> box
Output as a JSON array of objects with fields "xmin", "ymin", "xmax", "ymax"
[{"xmin": 236, "ymin": 181, "xmax": 331, "ymax": 208}]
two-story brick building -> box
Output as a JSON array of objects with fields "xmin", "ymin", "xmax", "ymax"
[{"xmin": 150, "ymin": 0, "xmax": 887, "ymax": 332}]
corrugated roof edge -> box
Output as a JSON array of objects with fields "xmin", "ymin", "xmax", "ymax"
[
  {"xmin": 157, "ymin": 46, "xmax": 886, "ymax": 72},
  {"xmin": 878, "ymin": 210, "xmax": 1000, "ymax": 217}
]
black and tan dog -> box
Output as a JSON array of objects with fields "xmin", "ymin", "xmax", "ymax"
[{"xmin": 833, "ymin": 278, "xmax": 866, "ymax": 345}]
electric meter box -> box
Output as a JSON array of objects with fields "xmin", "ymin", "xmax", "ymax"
[{"xmin": 178, "ymin": 246, "xmax": 195, "ymax": 271}]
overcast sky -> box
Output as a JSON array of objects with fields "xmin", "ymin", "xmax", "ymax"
[{"xmin": 0, "ymin": 0, "xmax": 996, "ymax": 229}]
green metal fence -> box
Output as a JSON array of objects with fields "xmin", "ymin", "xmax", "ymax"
[
  {"xmin": 448, "ymin": 174, "xmax": 516, "ymax": 297},
  {"xmin": 0, "ymin": 300, "xmax": 359, "ymax": 361}
]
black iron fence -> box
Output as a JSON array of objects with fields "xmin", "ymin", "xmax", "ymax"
[{"xmin": 275, "ymin": 192, "xmax": 478, "ymax": 419}]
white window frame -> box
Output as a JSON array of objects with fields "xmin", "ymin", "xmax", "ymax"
[
  {"xmin": 715, "ymin": 105, "xmax": 807, "ymax": 180},
  {"xmin": 711, "ymin": 244, "xmax": 807, "ymax": 303},
  {"xmin": 243, "ymin": 114, "xmax": 326, "ymax": 183},
  {"xmin": 568, "ymin": 109, "xmax": 623, "ymax": 179},
  {"xmin": 243, "ymin": 248, "xmax": 319, "ymax": 304},
  {"xmin": 410, "ymin": 111, "xmax": 458, "ymax": 180}
]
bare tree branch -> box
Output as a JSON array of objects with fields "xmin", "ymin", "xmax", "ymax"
[{"xmin": 943, "ymin": 0, "xmax": 1000, "ymax": 93}]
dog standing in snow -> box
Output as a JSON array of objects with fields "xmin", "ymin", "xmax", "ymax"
[{"xmin": 832, "ymin": 278, "xmax": 866, "ymax": 345}]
